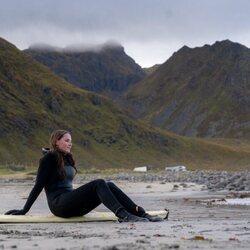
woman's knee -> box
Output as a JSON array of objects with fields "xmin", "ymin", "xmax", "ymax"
[
  {"xmin": 107, "ymin": 181, "xmax": 117, "ymax": 190},
  {"xmin": 93, "ymin": 179, "xmax": 119, "ymax": 191},
  {"xmin": 93, "ymin": 178, "xmax": 106, "ymax": 187}
]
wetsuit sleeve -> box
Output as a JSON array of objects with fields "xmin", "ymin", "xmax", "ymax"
[{"xmin": 22, "ymin": 153, "xmax": 56, "ymax": 213}]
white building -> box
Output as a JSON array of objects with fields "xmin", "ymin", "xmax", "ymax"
[{"xmin": 165, "ymin": 165, "xmax": 187, "ymax": 172}]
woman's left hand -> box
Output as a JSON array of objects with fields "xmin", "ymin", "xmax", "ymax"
[{"xmin": 4, "ymin": 209, "xmax": 26, "ymax": 215}]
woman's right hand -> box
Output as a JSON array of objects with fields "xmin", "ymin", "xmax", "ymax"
[{"xmin": 4, "ymin": 209, "xmax": 26, "ymax": 215}]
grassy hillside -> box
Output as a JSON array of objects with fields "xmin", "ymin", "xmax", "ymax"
[{"xmin": 1, "ymin": 37, "xmax": 250, "ymax": 172}]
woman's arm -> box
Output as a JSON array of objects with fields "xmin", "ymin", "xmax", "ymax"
[{"xmin": 5, "ymin": 153, "xmax": 55, "ymax": 215}]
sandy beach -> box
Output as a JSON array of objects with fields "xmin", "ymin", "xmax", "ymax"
[{"xmin": 0, "ymin": 176, "xmax": 250, "ymax": 250}]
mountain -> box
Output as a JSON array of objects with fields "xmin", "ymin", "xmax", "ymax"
[
  {"xmin": 0, "ymin": 37, "xmax": 168, "ymax": 168},
  {"xmin": 1, "ymin": 37, "xmax": 250, "ymax": 171},
  {"xmin": 124, "ymin": 40, "xmax": 250, "ymax": 138},
  {"xmin": 24, "ymin": 42, "xmax": 145, "ymax": 98}
]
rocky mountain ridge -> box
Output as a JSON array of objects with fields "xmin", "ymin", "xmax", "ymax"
[
  {"xmin": 124, "ymin": 40, "xmax": 250, "ymax": 138},
  {"xmin": 24, "ymin": 42, "xmax": 145, "ymax": 98}
]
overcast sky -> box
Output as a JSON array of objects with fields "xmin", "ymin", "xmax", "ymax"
[{"xmin": 1, "ymin": 0, "xmax": 250, "ymax": 67}]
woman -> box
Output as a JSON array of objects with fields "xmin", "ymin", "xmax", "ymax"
[{"xmin": 5, "ymin": 130, "xmax": 163, "ymax": 222}]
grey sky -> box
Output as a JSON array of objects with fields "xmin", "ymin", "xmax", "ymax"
[{"xmin": 1, "ymin": 0, "xmax": 250, "ymax": 67}]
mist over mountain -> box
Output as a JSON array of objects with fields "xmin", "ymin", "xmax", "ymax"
[
  {"xmin": 124, "ymin": 40, "xmax": 250, "ymax": 138},
  {"xmin": 24, "ymin": 42, "xmax": 145, "ymax": 98}
]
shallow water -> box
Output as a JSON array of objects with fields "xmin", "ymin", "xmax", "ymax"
[{"xmin": 225, "ymin": 198, "xmax": 250, "ymax": 205}]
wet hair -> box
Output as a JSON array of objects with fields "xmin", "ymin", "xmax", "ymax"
[{"xmin": 49, "ymin": 130, "xmax": 76, "ymax": 177}]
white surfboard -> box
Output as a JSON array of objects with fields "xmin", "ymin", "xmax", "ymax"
[{"xmin": 0, "ymin": 209, "xmax": 169, "ymax": 223}]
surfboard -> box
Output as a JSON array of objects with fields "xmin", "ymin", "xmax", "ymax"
[{"xmin": 0, "ymin": 209, "xmax": 169, "ymax": 223}]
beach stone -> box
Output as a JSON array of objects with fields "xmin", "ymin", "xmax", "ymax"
[
  {"xmin": 2, "ymin": 169, "xmax": 250, "ymax": 192},
  {"xmin": 103, "ymin": 247, "xmax": 119, "ymax": 250}
]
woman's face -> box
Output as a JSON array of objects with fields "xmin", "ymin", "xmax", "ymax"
[{"xmin": 56, "ymin": 133, "xmax": 72, "ymax": 153}]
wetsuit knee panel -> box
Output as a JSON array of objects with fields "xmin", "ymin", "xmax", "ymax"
[
  {"xmin": 93, "ymin": 178, "xmax": 106, "ymax": 187},
  {"xmin": 107, "ymin": 181, "xmax": 116, "ymax": 189}
]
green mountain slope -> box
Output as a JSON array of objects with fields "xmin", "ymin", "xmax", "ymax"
[
  {"xmin": 1, "ymin": 37, "xmax": 250, "ymax": 171},
  {"xmin": 24, "ymin": 42, "xmax": 145, "ymax": 98},
  {"xmin": 124, "ymin": 40, "xmax": 250, "ymax": 138}
]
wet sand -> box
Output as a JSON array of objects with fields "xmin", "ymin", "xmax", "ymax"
[{"xmin": 0, "ymin": 179, "xmax": 250, "ymax": 250}]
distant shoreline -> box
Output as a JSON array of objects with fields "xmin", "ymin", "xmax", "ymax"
[{"xmin": 1, "ymin": 170, "xmax": 250, "ymax": 192}]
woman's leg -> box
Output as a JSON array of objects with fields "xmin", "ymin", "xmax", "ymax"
[
  {"xmin": 107, "ymin": 181, "xmax": 164, "ymax": 222},
  {"xmin": 51, "ymin": 179, "xmax": 148, "ymax": 221},
  {"xmin": 107, "ymin": 181, "xmax": 145, "ymax": 216}
]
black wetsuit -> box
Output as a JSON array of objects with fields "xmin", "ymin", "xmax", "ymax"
[{"xmin": 22, "ymin": 152, "xmax": 142, "ymax": 218}]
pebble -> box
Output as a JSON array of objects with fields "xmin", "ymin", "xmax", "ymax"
[
  {"xmin": 1, "ymin": 170, "xmax": 250, "ymax": 191},
  {"xmin": 75, "ymin": 170, "xmax": 250, "ymax": 192}
]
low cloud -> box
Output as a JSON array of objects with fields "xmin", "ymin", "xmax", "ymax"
[{"xmin": 1, "ymin": 0, "xmax": 250, "ymax": 67}]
